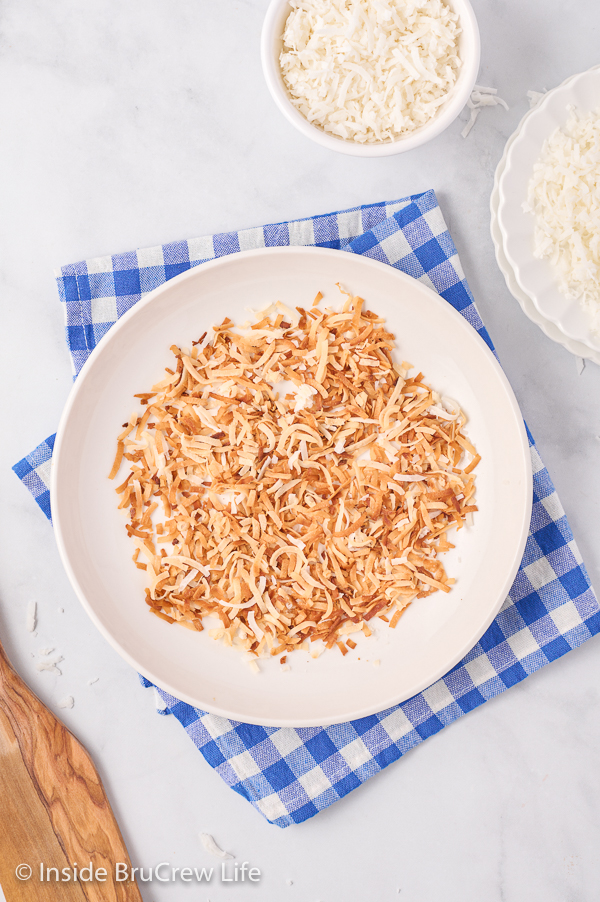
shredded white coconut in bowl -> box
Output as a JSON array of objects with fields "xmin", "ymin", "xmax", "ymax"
[
  {"xmin": 524, "ymin": 105, "xmax": 600, "ymax": 332},
  {"xmin": 279, "ymin": 0, "xmax": 462, "ymax": 144}
]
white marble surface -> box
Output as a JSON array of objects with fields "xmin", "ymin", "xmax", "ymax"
[{"xmin": 1, "ymin": 0, "xmax": 600, "ymax": 899}]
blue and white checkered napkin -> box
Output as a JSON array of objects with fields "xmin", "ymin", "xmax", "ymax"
[{"xmin": 14, "ymin": 190, "xmax": 600, "ymax": 827}]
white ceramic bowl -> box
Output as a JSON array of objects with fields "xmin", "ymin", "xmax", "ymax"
[{"xmin": 261, "ymin": 0, "xmax": 480, "ymax": 157}]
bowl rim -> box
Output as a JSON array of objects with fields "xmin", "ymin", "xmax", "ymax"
[{"xmin": 261, "ymin": 0, "xmax": 481, "ymax": 157}]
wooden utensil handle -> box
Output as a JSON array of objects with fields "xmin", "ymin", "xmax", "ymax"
[{"xmin": 0, "ymin": 641, "xmax": 143, "ymax": 901}]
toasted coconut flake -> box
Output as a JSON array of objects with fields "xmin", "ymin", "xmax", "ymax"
[
  {"xmin": 113, "ymin": 287, "xmax": 479, "ymax": 660},
  {"xmin": 109, "ymin": 441, "xmax": 125, "ymax": 479},
  {"xmin": 390, "ymin": 604, "xmax": 411, "ymax": 628}
]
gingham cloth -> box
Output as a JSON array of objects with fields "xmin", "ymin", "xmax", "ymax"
[{"xmin": 13, "ymin": 191, "xmax": 599, "ymax": 828}]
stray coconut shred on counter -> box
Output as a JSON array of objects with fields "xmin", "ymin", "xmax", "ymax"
[
  {"xmin": 109, "ymin": 288, "xmax": 480, "ymax": 669},
  {"xmin": 279, "ymin": 0, "xmax": 462, "ymax": 143}
]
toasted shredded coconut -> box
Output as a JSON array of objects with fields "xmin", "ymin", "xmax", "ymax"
[
  {"xmin": 111, "ymin": 286, "xmax": 479, "ymax": 661},
  {"xmin": 280, "ymin": 0, "xmax": 462, "ymax": 144}
]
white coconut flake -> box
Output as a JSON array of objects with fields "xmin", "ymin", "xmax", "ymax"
[
  {"xmin": 293, "ymin": 383, "xmax": 317, "ymax": 412},
  {"xmin": 36, "ymin": 662, "xmax": 63, "ymax": 675},
  {"xmin": 280, "ymin": 0, "xmax": 462, "ymax": 145},
  {"xmin": 441, "ymin": 395, "xmax": 461, "ymax": 416},
  {"xmin": 462, "ymin": 84, "xmax": 508, "ymax": 137},
  {"xmin": 427, "ymin": 404, "xmax": 458, "ymax": 421},
  {"xmin": 36, "ymin": 653, "xmax": 64, "ymax": 675},
  {"xmin": 525, "ymin": 106, "xmax": 600, "ymax": 331},
  {"xmin": 26, "ymin": 601, "xmax": 37, "ymax": 632},
  {"xmin": 527, "ymin": 89, "xmax": 546, "ymax": 109},
  {"xmin": 179, "ymin": 568, "xmax": 199, "ymax": 591},
  {"xmin": 199, "ymin": 834, "xmax": 234, "ymax": 860},
  {"xmin": 153, "ymin": 687, "xmax": 167, "ymax": 711},
  {"xmin": 57, "ymin": 696, "xmax": 74, "ymax": 709}
]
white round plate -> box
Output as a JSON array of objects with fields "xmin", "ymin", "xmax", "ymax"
[
  {"xmin": 490, "ymin": 72, "xmax": 600, "ymax": 365},
  {"xmin": 497, "ymin": 66, "xmax": 600, "ymax": 354},
  {"xmin": 52, "ymin": 247, "xmax": 532, "ymax": 727}
]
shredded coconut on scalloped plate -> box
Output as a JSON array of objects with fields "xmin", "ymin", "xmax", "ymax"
[{"xmin": 523, "ymin": 105, "xmax": 600, "ymax": 333}]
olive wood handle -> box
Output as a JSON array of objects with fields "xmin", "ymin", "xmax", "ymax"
[{"xmin": 0, "ymin": 642, "xmax": 143, "ymax": 901}]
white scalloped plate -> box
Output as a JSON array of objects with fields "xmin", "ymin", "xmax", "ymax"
[
  {"xmin": 497, "ymin": 67, "xmax": 600, "ymax": 354},
  {"xmin": 491, "ymin": 76, "xmax": 600, "ymax": 364}
]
